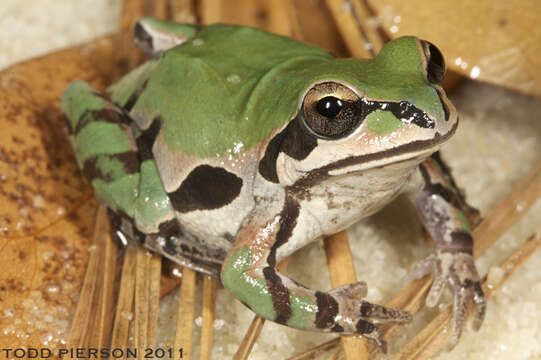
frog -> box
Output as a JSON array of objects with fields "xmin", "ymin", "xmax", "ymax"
[{"xmin": 61, "ymin": 17, "xmax": 486, "ymax": 351}]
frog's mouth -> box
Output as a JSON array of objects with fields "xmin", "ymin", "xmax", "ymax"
[{"xmin": 288, "ymin": 120, "xmax": 457, "ymax": 191}]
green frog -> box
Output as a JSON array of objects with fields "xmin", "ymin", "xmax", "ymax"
[{"xmin": 61, "ymin": 17, "xmax": 485, "ymax": 351}]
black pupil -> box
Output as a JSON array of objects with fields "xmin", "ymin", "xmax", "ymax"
[{"xmin": 316, "ymin": 96, "xmax": 343, "ymax": 118}]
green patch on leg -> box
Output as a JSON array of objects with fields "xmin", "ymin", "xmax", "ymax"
[
  {"xmin": 134, "ymin": 160, "xmax": 172, "ymax": 229},
  {"xmin": 92, "ymin": 175, "xmax": 140, "ymax": 217},
  {"xmin": 456, "ymin": 210, "xmax": 472, "ymax": 232},
  {"xmin": 365, "ymin": 110, "xmax": 403, "ymax": 134},
  {"xmin": 75, "ymin": 122, "xmax": 133, "ymax": 162},
  {"xmin": 221, "ymin": 246, "xmax": 276, "ymax": 320},
  {"xmin": 287, "ymin": 294, "xmax": 317, "ymax": 329},
  {"xmin": 61, "ymin": 81, "xmax": 105, "ymax": 130}
]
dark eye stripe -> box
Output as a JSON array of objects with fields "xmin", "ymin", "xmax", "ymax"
[{"xmin": 361, "ymin": 99, "xmax": 435, "ymax": 129}]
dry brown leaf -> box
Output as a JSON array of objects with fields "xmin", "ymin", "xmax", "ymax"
[
  {"xmin": 369, "ymin": 0, "xmax": 541, "ymax": 97},
  {"xmin": 0, "ymin": 38, "xmax": 117, "ymax": 348}
]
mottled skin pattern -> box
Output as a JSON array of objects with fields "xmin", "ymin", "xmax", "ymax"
[{"xmin": 62, "ymin": 18, "xmax": 486, "ymax": 351}]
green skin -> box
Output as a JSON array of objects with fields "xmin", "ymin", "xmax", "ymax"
[{"xmin": 62, "ymin": 18, "xmax": 486, "ymax": 351}]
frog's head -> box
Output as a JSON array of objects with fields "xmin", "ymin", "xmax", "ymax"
[{"xmin": 261, "ymin": 36, "xmax": 457, "ymax": 186}]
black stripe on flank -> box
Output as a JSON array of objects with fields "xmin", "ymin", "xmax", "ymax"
[
  {"xmin": 169, "ymin": 165, "xmax": 243, "ymax": 213},
  {"xmin": 267, "ymin": 196, "xmax": 300, "ymax": 267},
  {"xmin": 75, "ymin": 108, "xmax": 132, "ymax": 135},
  {"xmin": 136, "ymin": 117, "xmax": 162, "ymax": 162},
  {"xmin": 315, "ymin": 291, "xmax": 339, "ymax": 329},
  {"xmin": 124, "ymin": 79, "xmax": 149, "ymax": 112},
  {"xmin": 263, "ymin": 267, "xmax": 292, "ymax": 324}
]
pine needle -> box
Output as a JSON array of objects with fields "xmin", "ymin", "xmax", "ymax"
[
  {"xmin": 174, "ymin": 268, "xmax": 197, "ymax": 360},
  {"xmin": 199, "ymin": 276, "xmax": 218, "ymax": 360}
]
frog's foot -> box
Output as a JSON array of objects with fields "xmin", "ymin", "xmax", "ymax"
[
  {"xmin": 407, "ymin": 250, "xmax": 486, "ymax": 348},
  {"xmin": 328, "ymin": 282, "xmax": 412, "ymax": 353}
]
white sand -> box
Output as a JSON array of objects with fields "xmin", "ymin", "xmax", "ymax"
[{"xmin": 2, "ymin": 2, "xmax": 540, "ymax": 359}]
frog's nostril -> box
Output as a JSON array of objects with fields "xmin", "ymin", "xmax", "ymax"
[{"xmin": 421, "ymin": 40, "xmax": 445, "ymax": 85}]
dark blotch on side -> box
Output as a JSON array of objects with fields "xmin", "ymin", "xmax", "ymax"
[
  {"xmin": 315, "ymin": 291, "xmax": 339, "ymax": 329},
  {"xmin": 136, "ymin": 117, "xmax": 162, "ymax": 161},
  {"xmin": 169, "ymin": 165, "xmax": 243, "ymax": 212},
  {"xmin": 263, "ymin": 266, "xmax": 292, "ymax": 324}
]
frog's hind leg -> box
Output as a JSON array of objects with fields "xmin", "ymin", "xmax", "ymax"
[
  {"xmin": 406, "ymin": 152, "xmax": 486, "ymax": 348},
  {"xmin": 62, "ymin": 81, "xmax": 141, "ymax": 218},
  {"xmin": 62, "ymin": 82, "xmax": 223, "ymax": 277},
  {"xmin": 134, "ymin": 17, "xmax": 200, "ymax": 56}
]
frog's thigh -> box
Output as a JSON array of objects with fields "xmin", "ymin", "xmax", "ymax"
[{"xmin": 62, "ymin": 81, "xmax": 142, "ymax": 217}]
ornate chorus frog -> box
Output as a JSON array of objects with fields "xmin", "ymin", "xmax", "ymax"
[{"xmin": 61, "ymin": 17, "xmax": 485, "ymax": 351}]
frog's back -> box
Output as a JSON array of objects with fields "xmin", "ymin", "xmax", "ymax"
[
  {"xmin": 81, "ymin": 24, "xmax": 333, "ymax": 275},
  {"xmin": 109, "ymin": 24, "xmax": 333, "ymax": 160}
]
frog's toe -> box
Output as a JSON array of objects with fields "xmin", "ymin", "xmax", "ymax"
[
  {"xmin": 360, "ymin": 301, "xmax": 412, "ymax": 324},
  {"xmin": 472, "ymin": 281, "xmax": 486, "ymax": 331},
  {"xmin": 426, "ymin": 272, "xmax": 446, "ymax": 307},
  {"xmin": 329, "ymin": 281, "xmax": 367, "ymax": 299},
  {"xmin": 445, "ymin": 253, "xmax": 486, "ymax": 350},
  {"xmin": 403, "ymin": 253, "xmax": 435, "ymax": 284}
]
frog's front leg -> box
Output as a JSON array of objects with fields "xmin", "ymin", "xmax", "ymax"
[
  {"xmin": 221, "ymin": 197, "xmax": 411, "ymax": 352},
  {"xmin": 406, "ymin": 152, "xmax": 486, "ymax": 348}
]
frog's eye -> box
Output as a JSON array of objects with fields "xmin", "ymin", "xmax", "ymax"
[
  {"xmin": 302, "ymin": 82, "xmax": 361, "ymax": 139},
  {"xmin": 421, "ymin": 40, "xmax": 445, "ymax": 84},
  {"xmin": 316, "ymin": 96, "xmax": 344, "ymax": 118}
]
